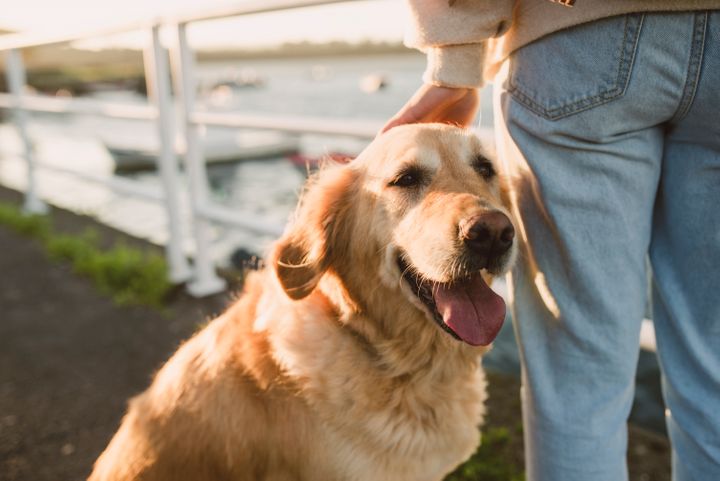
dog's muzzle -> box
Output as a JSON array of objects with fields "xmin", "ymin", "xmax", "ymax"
[
  {"xmin": 460, "ymin": 211, "xmax": 514, "ymax": 258},
  {"xmin": 459, "ymin": 211, "xmax": 514, "ymax": 270}
]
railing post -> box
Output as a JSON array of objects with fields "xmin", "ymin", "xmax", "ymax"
[
  {"xmin": 169, "ymin": 22, "xmax": 226, "ymax": 297},
  {"xmin": 4, "ymin": 49, "xmax": 47, "ymax": 215},
  {"xmin": 143, "ymin": 25, "xmax": 192, "ymax": 283}
]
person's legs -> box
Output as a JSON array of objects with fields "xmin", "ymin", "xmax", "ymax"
[
  {"xmin": 494, "ymin": 12, "xmax": 698, "ymax": 481},
  {"xmin": 650, "ymin": 11, "xmax": 720, "ymax": 480}
]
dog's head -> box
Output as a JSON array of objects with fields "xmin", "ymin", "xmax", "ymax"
[{"xmin": 273, "ymin": 124, "xmax": 516, "ymax": 347}]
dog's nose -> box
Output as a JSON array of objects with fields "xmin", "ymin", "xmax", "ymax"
[{"xmin": 460, "ymin": 212, "xmax": 515, "ymax": 257}]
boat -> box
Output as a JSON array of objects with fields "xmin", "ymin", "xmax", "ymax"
[
  {"xmin": 205, "ymin": 69, "xmax": 265, "ymax": 91},
  {"xmin": 103, "ymin": 127, "xmax": 300, "ymax": 173},
  {"xmin": 359, "ymin": 74, "xmax": 388, "ymax": 93}
]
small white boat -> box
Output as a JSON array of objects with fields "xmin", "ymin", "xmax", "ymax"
[
  {"xmin": 359, "ymin": 74, "xmax": 388, "ymax": 93},
  {"xmin": 103, "ymin": 126, "xmax": 299, "ymax": 172},
  {"xmin": 202, "ymin": 69, "xmax": 266, "ymax": 95}
]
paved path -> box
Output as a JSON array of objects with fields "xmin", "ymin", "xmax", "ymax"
[{"xmin": 0, "ymin": 188, "xmax": 229, "ymax": 481}]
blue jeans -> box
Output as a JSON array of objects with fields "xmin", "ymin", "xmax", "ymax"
[{"xmin": 494, "ymin": 11, "xmax": 720, "ymax": 481}]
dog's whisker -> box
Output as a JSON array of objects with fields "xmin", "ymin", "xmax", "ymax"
[{"xmin": 276, "ymin": 259, "xmax": 315, "ymax": 268}]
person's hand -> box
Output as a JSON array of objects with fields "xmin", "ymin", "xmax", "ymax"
[{"xmin": 381, "ymin": 84, "xmax": 480, "ymax": 134}]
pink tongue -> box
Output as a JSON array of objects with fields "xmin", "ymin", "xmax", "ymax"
[{"xmin": 433, "ymin": 275, "xmax": 505, "ymax": 346}]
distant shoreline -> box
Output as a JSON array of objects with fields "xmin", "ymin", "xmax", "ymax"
[
  {"xmin": 11, "ymin": 40, "xmax": 419, "ymax": 71},
  {"xmin": 0, "ymin": 41, "xmax": 421, "ymax": 96},
  {"xmin": 198, "ymin": 41, "xmax": 421, "ymax": 61}
]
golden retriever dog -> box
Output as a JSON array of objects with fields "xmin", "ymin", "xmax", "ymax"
[{"xmin": 89, "ymin": 124, "xmax": 517, "ymax": 481}]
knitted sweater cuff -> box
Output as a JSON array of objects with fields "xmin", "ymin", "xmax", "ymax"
[{"xmin": 422, "ymin": 43, "xmax": 487, "ymax": 89}]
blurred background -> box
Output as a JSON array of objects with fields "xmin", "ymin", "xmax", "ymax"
[
  {"xmin": 0, "ymin": 0, "xmax": 495, "ymax": 266},
  {"xmin": 0, "ymin": 2, "xmax": 668, "ymax": 480}
]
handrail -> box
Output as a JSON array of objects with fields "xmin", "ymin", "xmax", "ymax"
[
  {"xmin": 0, "ymin": 92, "xmax": 384, "ymax": 139},
  {"xmin": 0, "ymin": 23, "xmax": 153, "ymax": 52},
  {"xmin": 171, "ymin": 0, "xmax": 357, "ymax": 27},
  {"xmin": 0, "ymin": 0, "xmax": 356, "ymax": 51},
  {"xmin": 0, "ymin": 93, "xmax": 156, "ymax": 120}
]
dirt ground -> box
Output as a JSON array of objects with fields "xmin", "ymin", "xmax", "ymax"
[{"xmin": 0, "ymin": 187, "xmax": 671, "ymax": 481}]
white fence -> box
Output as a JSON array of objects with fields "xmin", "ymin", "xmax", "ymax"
[{"xmin": 0, "ymin": 0, "xmax": 381, "ymax": 296}]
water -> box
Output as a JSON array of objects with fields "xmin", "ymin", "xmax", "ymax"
[{"xmin": 0, "ymin": 52, "xmax": 664, "ymax": 433}]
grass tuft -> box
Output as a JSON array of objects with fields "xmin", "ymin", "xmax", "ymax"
[
  {"xmin": 0, "ymin": 203, "xmax": 51, "ymax": 238},
  {"xmin": 0, "ymin": 201, "xmax": 172, "ymax": 307}
]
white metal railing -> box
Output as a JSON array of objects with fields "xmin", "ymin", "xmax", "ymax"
[
  {"xmin": 0, "ymin": 94, "xmax": 155, "ymax": 119},
  {"xmin": 0, "ymin": 0, "xmax": 383, "ymax": 296}
]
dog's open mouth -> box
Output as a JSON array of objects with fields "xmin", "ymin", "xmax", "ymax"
[{"xmin": 397, "ymin": 255, "xmax": 505, "ymax": 346}]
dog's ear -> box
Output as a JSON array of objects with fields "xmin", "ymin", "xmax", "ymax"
[{"xmin": 272, "ymin": 166, "xmax": 357, "ymax": 300}]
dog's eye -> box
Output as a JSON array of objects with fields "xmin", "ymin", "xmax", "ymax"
[
  {"xmin": 473, "ymin": 158, "xmax": 496, "ymax": 180},
  {"xmin": 389, "ymin": 169, "xmax": 423, "ymax": 188}
]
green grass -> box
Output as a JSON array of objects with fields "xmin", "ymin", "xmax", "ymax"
[
  {"xmin": 0, "ymin": 201, "xmax": 172, "ymax": 307},
  {"xmin": 0, "ymin": 202, "xmax": 51, "ymax": 238},
  {"xmin": 445, "ymin": 427, "xmax": 525, "ymax": 481}
]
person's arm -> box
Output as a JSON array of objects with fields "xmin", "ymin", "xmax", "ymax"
[{"xmin": 382, "ymin": 0, "xmax": 514, "ymax": 133}]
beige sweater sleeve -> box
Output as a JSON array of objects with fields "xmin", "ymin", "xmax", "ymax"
[{"xmin": 404, "ymin": 0, "xmax": 515, "ymax": 88}]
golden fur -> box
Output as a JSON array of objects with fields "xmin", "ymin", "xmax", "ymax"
[{"xmin": 89, "ymin": 124, "xmax": 517, "ymax": 481}]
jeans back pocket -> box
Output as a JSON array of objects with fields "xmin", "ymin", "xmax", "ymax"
[{"xmin": 507, "ymin": 14, "xmax": 644, "ymax": 120}]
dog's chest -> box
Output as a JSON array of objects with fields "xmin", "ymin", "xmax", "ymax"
[
  {"xmin": 264, "ymin": 296, "xmax": 487, "ymax": 480},
  {"xmin": 310, "ymin": 364, "xmax": 486, "ymax": 481}
]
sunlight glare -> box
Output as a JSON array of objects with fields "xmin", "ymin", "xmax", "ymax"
[{"xmin": 0, "ymin": 0, "xmax": 406, "ymax": 51}]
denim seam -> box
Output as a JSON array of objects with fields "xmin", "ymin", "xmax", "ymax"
[
  {"xmin": 508, "ymin": 14, "xmax": 644, "ymax": 121},
  {"xmin": 670, "ymin": 11, "xmax": 708, "ymax": 124}
]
